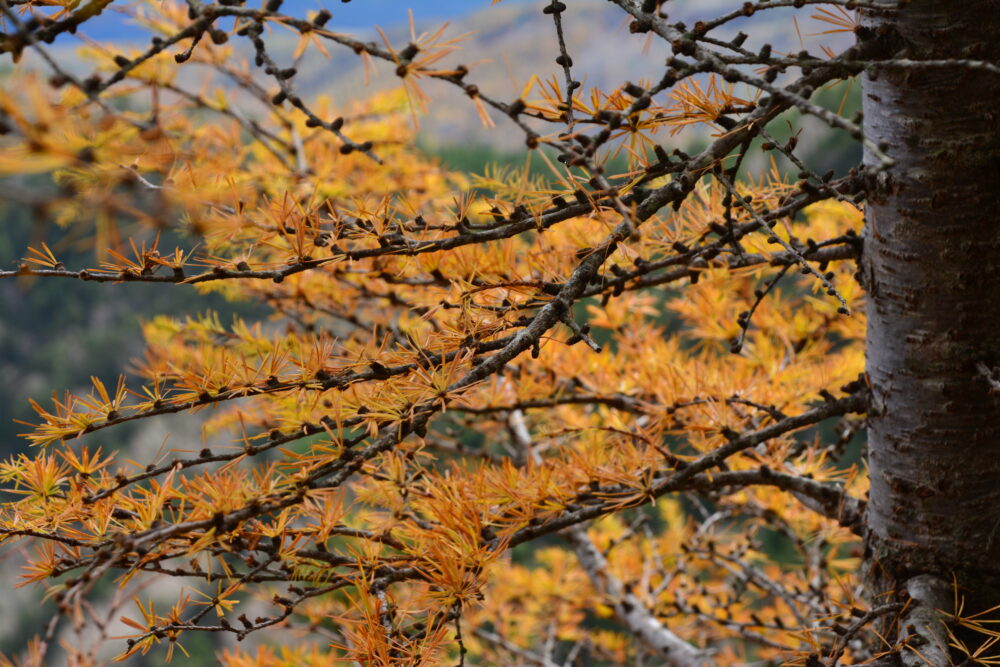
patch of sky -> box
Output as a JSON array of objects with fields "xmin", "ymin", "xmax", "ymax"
[{"xmin": 44, "ymin": 0, "xmax": 534, "ymax": 44}]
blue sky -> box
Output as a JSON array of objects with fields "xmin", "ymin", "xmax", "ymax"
[{"xmin": 61, "ymin": 0, "xmax": 532, "ymax": 42}]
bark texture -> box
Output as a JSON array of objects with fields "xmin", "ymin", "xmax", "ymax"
[{"xmin": 862, "ymin": 0, "xmax": 1000, "ymax": 610}]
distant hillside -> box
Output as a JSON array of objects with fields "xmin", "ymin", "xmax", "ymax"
[
  {"xmin": 24, "ymin": 0, "xmax": 857, "ymax": 155},
  {"xmin": 277, "ymin": 0, "xmax": 855, "ymax": 150}
]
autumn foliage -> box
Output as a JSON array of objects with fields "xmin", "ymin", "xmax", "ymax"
[{"xmin": 5, "ymin": 0, "xmax": 990, "ymax": 665}]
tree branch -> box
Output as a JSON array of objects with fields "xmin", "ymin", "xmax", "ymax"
[{"xmin": 565, "ymin": 526, "xmax": 714, "ymax": 667}]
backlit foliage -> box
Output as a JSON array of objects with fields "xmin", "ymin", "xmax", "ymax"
[{"xmin": 0, "ymin": 0, "xmax": 947, "ymax": 664}]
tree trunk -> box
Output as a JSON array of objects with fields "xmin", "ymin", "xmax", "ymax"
[{"xmin": 861, "ymin": 0, "xmax": 1000, "ymax": 641}]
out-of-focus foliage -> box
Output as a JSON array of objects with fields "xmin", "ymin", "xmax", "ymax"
[{"xmin": 0, "ymin": 0, "xmax": 892, "ymax": 665}]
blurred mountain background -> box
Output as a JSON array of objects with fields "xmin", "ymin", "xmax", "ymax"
[{"xmin": 14, "ymin": 0, "xmax": 857, "ymax": 150}]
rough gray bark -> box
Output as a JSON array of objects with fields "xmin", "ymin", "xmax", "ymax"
[{"xmin": 861, "ymin": 0, "xmax": 1000, "ymax": 629}]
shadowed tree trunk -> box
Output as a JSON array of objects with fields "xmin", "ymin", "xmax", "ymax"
[{"xmin": 862, "ymin": 0, "xmax": 1000, "ymax": 656}]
